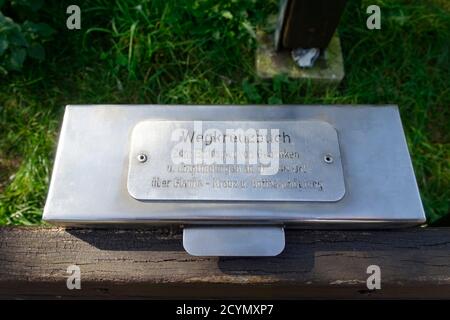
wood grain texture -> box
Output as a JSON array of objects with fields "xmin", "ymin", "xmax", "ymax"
[{"xmin": 0, "ymin": 227, "xmax": 449, "ymax": 299}]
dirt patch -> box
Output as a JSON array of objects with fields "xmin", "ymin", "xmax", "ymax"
[{"xmin": 0, "ymin": 157, "xmax": 21, "ymax": 194}]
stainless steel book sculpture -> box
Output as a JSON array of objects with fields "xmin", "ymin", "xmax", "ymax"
[{"xmin": 44, "ymin": 105, "xmax": 425, "ymax": 256}]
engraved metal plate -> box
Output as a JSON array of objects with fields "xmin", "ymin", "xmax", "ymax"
[{"xmin": 127, "ymin": 120, "xmax": 345, "ymax": 202}]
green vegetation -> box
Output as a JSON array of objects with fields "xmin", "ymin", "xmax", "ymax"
[
  {"xmin": 0, "ymin": 0, "xmax": 55, "ymax": 74},
  {"xmin": 0, "ymin": 0, "xmax": 449, "ymax": 225}
]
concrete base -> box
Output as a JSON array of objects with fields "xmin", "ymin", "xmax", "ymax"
[{"xmin": 256, "ymin": 29, "xmax": 345, "ymax": 87}]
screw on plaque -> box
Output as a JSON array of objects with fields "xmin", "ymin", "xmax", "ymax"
[
  {"xmin": 137, "ymin": 153, "xmax": 148, "ymax": 163},
  {"xmin": 324, "ymin": 154, "xmax": 334, "ymax": 164}
]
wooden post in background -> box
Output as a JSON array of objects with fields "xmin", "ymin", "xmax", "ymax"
[{"xmin": 275, "ymin": 0, "xmax": 347, "ymax": 50}]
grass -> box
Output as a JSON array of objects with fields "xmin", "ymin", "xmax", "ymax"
[{"xmin": 0, "ymin": 0, "xmax": 449, "ymax": 225}]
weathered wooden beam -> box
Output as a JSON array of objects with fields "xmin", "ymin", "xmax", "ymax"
[{"xmin": 1, "ymin": 227, "xmax": 449, "ymax": 299}]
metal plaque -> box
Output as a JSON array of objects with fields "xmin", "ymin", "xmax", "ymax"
[
  {"xmin": 127, "ymin": 120, "xmax": 345, "ymax": 202},
  {"xmin": 183, "ymin": 226, "xmax": 285, "ymax": 257}
]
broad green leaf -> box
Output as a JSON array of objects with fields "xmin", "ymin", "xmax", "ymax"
[
  {"xmin": 8, "ymin": 48, "xmax": 26, "ymax": 70},
  {"xmin": 8, "ymin": 29, "xmax": 28, "ymax": 47},
  {"xmin": 27, "ymin": 42, "xmax": 44, "ymax": 61},
  {"xmin": 23, "ymin": 21, "xmax": 55, "ymax": 38}
]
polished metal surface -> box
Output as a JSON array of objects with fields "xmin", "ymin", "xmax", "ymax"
[
  {"xmin": 128, "ymin": 120, "xmax": 345, "ymax": 202},
  {"xmin": 183, "ymin": 225, "xmax": 285, "ymax": 256},
  {"xmin": 43, "ymin": 105, "xmax": 426, "ymax": 227}
]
